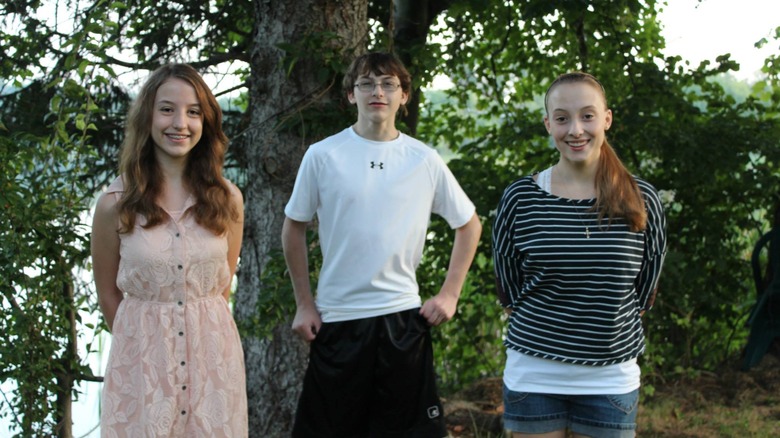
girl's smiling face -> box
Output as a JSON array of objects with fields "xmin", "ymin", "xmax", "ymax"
[
  {"xmin": 151, "ymin": 77, "xmax": 203, "ymax": 162},
  {"xmin": 544, "ymin": 81, "xmax": 612, "ymax": 168}
]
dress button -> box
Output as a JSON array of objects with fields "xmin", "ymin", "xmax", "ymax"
[
  {"xmin": 177, "ymin": 265, "xmax": 183, "ymax": 270},
  {"xmin": 181, "ymin": 410, "xmax": 186, "ymax": 415},
  {"xmin": 175, "ymin": 232, "xmax": 180, "ymax": 237},
  {"xmin": 178, "ymin": 331, "xmax": 184, "ymax": 336},
  {"xmin": 178, "ymin": 301, "xmax": 183, "ymax": 306},
  {"xmin": 182, "ymin": 385, "xmax": 187, "ymax": 390},
  {"xmin": 180, "ymin": 361, "xmax": 186, "ymax": 366}
]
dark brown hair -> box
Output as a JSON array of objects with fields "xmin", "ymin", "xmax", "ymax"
[
  {"xmin": 545, "ymin": 71, "xmax": 647, "ymax": 232},
  {"xmin": 117, "ymin": 63, "xmax": 237, "ymax": 234},
  {"xmin": 342, "ymin": 52, "xmax": 412, "ymax": 114}
]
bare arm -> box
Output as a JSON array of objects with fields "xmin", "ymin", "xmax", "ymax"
[
  {"xmin": 223, "ymin": 183, "xmax": 245, "ymax": 301},
  {"xmin": 91, "ymin": 193, "xmax": 123, "ymax": 332},
  {"xmin": 281, "ymin": 217, "xmax": 321, "ymax": 342},
  {"xmin": 420, "ymin": 213, "xmax": 482, "ymax": 325}
]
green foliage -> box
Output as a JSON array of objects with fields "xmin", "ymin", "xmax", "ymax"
[
  {"xmin": 0, "ymin": 3, "xmax": 131, "ymax": 434},
  {"xmin": 0, "ymin": 104, "xmax": 101, "ymax": 434}
]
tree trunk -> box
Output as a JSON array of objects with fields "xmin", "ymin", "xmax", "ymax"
[
  {"xmin": 394, "ymin": 0, "xmax": 452, "ymax": 135},
  {"xmin": 235, "ymin": 1, "xmax": 367, "ymax": 435},
  {"xmin": 55, "ymin": 275, "xmax": 75, "ymax": 438}
]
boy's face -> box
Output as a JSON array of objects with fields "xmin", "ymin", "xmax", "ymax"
[{"xmin": 348, "ymin": 73, "xmax": 408, "ymax": 124}]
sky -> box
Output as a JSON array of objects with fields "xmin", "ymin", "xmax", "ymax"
[{"xmin": 659, "ymin": 0, "xmax": 780, "ymax": 81}]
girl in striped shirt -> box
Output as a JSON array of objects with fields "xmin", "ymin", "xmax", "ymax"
[{"xmin": 493, "ymin": 72, "xmax": 667, "ymax": 438}]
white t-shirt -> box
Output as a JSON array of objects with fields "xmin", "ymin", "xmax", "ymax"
[{"xmin": 285, "ymin": 127, "xmax": 476, "ymax": 322}]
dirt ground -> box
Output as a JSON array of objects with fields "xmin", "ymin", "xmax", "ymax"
[{"xmin": 442, "ymin": 346, "xmax": 780, "ymax": 438}]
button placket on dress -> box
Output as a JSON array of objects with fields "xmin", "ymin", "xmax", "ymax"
[{"xmin": 170, "ymin": 216, "xmax": 191, "ymax": 422}]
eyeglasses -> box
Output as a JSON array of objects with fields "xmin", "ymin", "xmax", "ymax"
[{"xmin": 354, "ymin": 81, "xmax": 402, "ymax": 93}]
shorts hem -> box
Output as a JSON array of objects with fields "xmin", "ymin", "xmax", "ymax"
[
  {"xmin": 571, "ymin": 421, "xmax": 636, "ymax": 438},
  {"xmin": 503, "ymin": 416, "xmax": 567, "ymax": 434}
]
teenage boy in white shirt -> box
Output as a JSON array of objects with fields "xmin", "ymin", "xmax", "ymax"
[{"xmin": 282, "ymin": 52, "xmax": 482, "ymax": 438}]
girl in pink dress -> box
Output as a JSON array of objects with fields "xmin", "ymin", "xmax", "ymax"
[{"xmin": 91, "ymin": 64, "xmax": 247, "ymax": 437}]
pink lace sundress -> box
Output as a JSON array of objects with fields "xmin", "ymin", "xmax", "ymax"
[{"xmin": 100, "ymin": 178, "xmax": 248, "ymax": 437}]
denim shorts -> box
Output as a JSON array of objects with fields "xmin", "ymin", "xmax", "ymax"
[{"xmin": 503, "ymin": 385, "xmax": 639, "ymax": 438}]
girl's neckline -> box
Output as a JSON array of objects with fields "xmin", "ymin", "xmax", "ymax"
[
  {"xmin": 163, "ymin": 208, "xmax": 186, "ymax": 223},
  {"xmin": 534, "ymin": 168, "xmax": 596, "ymax": 202}
]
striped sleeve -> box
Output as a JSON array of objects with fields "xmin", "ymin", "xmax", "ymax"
[
  {"xmin": 635, "ymin": 179, "xmax": 668, "ymax": 311},
  {"xmin": 492, "ymin": 181, "xmax": 525, "ymax": 307}
]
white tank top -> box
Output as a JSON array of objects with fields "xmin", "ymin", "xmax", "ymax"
[
  {"xmin": 503, "ymin": 349, "xmax": 640, "ymax": 395},
  {"xmin": 537, "ymin": 167, "xmax": 553, "ymax": 192}
]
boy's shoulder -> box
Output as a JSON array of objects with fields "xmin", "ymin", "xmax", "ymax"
[
  {"xmin": 307, "ymin": 127, "xmax": 353, "ymax": 153},
  {"xmin": 399, "ymin": 133, "xmax": 437, "ymax": 154}
]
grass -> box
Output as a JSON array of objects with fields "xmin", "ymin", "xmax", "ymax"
[
  {"xmin": 638, "ymin": 354, "xmax": 780, "ymax": 437},
  {"xmin": 640, "ymin": 398, "xmax": 778, "ymax": 436}
]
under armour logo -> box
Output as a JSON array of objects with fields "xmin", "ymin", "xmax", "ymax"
[
  {"xmin": 427, "ymin": 406, "xmax": 440, "ymax": 419},
  {"xmin": 370, "ymin": 161, "xmax": 384, "ymax": 169}
]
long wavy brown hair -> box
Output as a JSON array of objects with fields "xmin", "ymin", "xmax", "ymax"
[
  {"xmin": 117, "ymin": 63, "xmax": 237, "ymax": 234},
  {"xmin": 545, "ymin": 72, "xmax": 647, "ymax": 232}
]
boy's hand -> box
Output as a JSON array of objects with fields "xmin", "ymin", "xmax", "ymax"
[
  {"xmin": 292, "ymin": 304, "xmax": 322, "ymax": 342},
  {"xmin": 420, "ymin": 292, "xmax": 458, "ymax": 326}
]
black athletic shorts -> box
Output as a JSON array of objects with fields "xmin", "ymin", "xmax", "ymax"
[{"xmin": 292, "ymin": 308, "xmax": 447, "ymax": 438}]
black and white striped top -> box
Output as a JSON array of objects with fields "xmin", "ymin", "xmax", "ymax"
[{"xmin": 492, "ymin": 175, "xmax": 667, "ymax": 366}]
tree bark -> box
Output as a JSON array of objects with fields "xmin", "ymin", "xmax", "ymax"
[
  {"xmin": 236, "ymin": 1, "xmax": 367, "ymax": 435},
  {"xmin": 55, "ymin": 275, "xmax": 75, "ymax": 438},
  {"xmin": 393, "ymin": 0, "xmax": 452, "ymax": 135}
]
